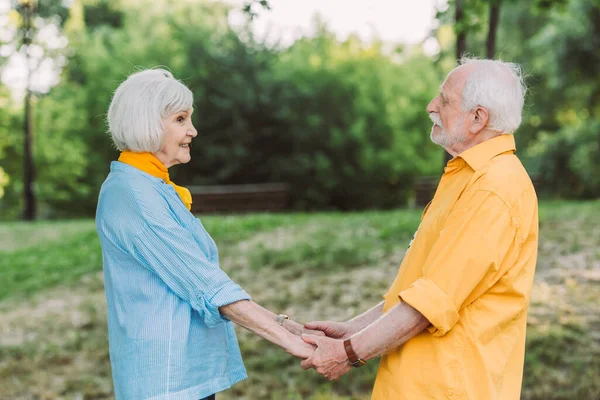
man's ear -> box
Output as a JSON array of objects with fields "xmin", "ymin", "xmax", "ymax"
[{"xmin": 470, "ymin": 106, "xmax": 489, "ymax": 135}]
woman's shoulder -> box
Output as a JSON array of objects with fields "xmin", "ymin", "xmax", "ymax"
[
  {"xmin": 98, "ymin": 163, "xmax": 170, "ymax": 220},
  {"xmin": 103, "ymin": 161, "xmax": 164, "ymax": 194}
]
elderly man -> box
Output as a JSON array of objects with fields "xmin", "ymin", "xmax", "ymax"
[{"xmin": 301, "ymin": 58, "xmax": 538, "ymax": 400}]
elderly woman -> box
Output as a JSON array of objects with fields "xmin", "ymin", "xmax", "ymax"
[{"xmin": 95, "ymin": 69, "xmax": 316, "ymax": 400}]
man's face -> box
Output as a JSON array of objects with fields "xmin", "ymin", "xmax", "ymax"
[{"xmin": 426, "ymin": 68, "xmax": 469, "ymax": 148}]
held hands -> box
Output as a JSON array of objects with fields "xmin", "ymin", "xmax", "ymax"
[
  {"xmin": 300, "ymin": 334, "xmax": 352, "ymax": 380},
  {"xmin": 282, "ymin": 318, "xmax": 327, "ymax": 337},
  {"xmin": 285, "ymin": 334, "xmax": 317, "ymax": 359},
  {"xmin": 283, "ymin": 318, "xmax": 354, "ymax": 380}
]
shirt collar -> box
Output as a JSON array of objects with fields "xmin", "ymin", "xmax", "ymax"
[{"xmin": 457, "ymin": 134, "xmax": 516, "ymax": 171}]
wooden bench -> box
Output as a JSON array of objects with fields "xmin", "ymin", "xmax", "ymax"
[{"xmin": 188, "ymin": 183, "xmax": 290, "ymax": 214}]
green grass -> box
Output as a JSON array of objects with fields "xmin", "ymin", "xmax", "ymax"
[
  {"xmin": 0, "ymin": 230, "xmax": 102, "ymax": 301},
  {"xmin": 0, "ymin": 200, "xmax": 599, "ymax": 400},
  {"xmin": 0, "ymin": 209, "xmax": 420, "ymax": 302},
  {"xmin": 0, "ymin": 219, "xmax": 94, "ymax": 252}
]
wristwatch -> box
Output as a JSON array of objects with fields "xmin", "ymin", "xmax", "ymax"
[
  {"xmin": 343, "ymin": 338, "xmax": 367, "ymax": 368},
  {"xmin": 276, "ymin": 314, "xmax": 289, "ymax": 326}
]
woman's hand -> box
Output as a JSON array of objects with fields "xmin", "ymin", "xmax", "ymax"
[
  {"xmin": 303, "ymin": 320, "xmax": 354, "ymax": 339},
  {"xmin": 219, "ymin": 300, "xmax": 319, "ymax": 359},
  {"xmin": 283, "ymin": 319, "xmax": 326, "ymax": 337},
  {"xmin": 285, "ymin": 334, "xmax": 316, "ymax": 359}
]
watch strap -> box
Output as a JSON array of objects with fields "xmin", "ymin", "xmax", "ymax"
[{"xmin": 343, "ymin": 338, "xmax": 366, "ymax": 367}]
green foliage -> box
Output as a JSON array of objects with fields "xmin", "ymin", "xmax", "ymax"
[
  {"xmin": 528, "ymin": 120, "xmax": 600, "ymax": 197},
  {"xmin": 0, "ymin": 167, "xmax": 8, "ymax": 199},
  {"xmin": 436, "ymin": 0, "xmax": 600, "ymax": 198},
  {"xmin": 0, "ymin": 87, "xmax": 91, "ymax": 218},
  {"xmin": 1, "ymin": 0, "xmax": 444, "ymax": 217},
  {"xmin": 0, "ymin": 88, "xmax": 12, "ymax": 200},
  {"xmin": 265, "ymin": 34, "xmax": 442, "ymax": 209},
  {"xmin": 520, "ymin": 0, "xmax": 600, "ymax": 197},
  {"xmin": 1, "ymin": 0, "xmax": 599, "ymax": 217}
]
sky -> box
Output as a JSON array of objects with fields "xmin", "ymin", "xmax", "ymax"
[
  {"xmin": 1, "ymin": 0, "xmax": 447, "ymax": 97},
  {"xmin": 228, "ymin": 0, "xmax": 447, "ymax": 49}
]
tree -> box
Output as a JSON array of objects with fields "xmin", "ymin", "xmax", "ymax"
[
  {"xmin": 242, "ymin": 0, "xmax": 271, "ymax": 20},
  {"xmin": 6, "ymin": 0, "xmax": 70, "ymax": 220},
  {"xmin": 486, "ymin": 0, "xmax": 501, "ymax": 58},
  {"xmin": 29, "ymin": 1, "xmax": 443, "ymax": 213},
  {"xmin": 17, "ymin": 0, "xmax": 36, "ymax": 220},
  {"xmin": 455, "ymin": 0, "xmax": 467, "ymax": 61}
]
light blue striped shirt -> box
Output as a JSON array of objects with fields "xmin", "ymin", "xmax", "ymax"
[{"xmin": 96, "ymin": 161, "xmax": 250, "ymax": 400}]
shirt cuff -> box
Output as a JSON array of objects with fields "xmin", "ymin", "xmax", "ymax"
[
  {"xmin": 191, "ymin": 284, "xmax": 251, "ymax": 328},
  {"xmin": 398, "ymin": 278, "xmax": 459, "ymax": 337}
]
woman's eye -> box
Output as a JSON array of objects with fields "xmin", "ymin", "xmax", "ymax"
[{"xmin": 177, "ymin": 116, "xmax": 185, "ymax": 122}]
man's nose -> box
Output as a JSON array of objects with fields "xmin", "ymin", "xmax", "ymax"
[{"xmin": 426, "ymin": 98, "xmax": 438, "ymax": 114}]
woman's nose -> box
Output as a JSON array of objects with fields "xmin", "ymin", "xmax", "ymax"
[{"xmin": 188, "ymin": 124, "xmax": 198, "ymax": 137}]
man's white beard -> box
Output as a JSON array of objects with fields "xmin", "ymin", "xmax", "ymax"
[{"xmin": 429, "ymin": 113, "xmax": 467, "ymax": 147}]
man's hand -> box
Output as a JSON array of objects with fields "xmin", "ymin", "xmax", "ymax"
[
  {"xmin": 300, "ymin": 334, "xmax": 352, "ymax": 380},
  {"xmin": 285, "ymin": 334, "xmax": 317, "ymax": 359},
  {"xmin": 283, "ymin": 319, "xmax": 326, "ymax": 337},
  {"xmin": 304, "ymin": 320, "xmax": 353, "ymax": 339}
]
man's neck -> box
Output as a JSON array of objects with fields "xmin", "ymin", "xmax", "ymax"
[{"xmin": 444, "ymin": 129, "xmax": 503, "ymax": 158}]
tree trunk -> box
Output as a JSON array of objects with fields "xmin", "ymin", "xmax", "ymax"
[
  {"xmin": 455, "ymin": 0, "xmax": 467, "ymax": 62},
  {"xmin": 23, "ymin": 89, "xmax": 36, "ymax": 221},
  {"xmin": 486, "ymin": 0, "xmax": 501, "ymax": 59},
  {"xmin": 445, "ymin": 0, "xmax": 468, "ymax": 164},
  {"xmin": 22, "ymin": 3, "xmax": 36, "ymax": 221}
]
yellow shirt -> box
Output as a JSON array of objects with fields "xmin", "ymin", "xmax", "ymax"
[{"xmin": 372, "ymin": 134, "xmax": 538, "ymax": 400}]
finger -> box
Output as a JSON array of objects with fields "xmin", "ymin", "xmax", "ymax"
[
  {"xmin": 304, "ymin": 321, "xmax": 329, "ymax": 330},
  {"xmin": 333, "ymin": 365, "xmax": 351, "ymax": 380},
  {"xmin": 300, "ymin": 358, "xmax": 314, "ymax": 370},
  {"xmin": 304, "ymin": 327, "xmax": 326, "ymax": 336},
  {"xmin": 301, "ymin": 334, "xmax": 320, "ymax": 346},
  {"xmin": 330, "ymin": 370, "xmax": 343, "ymax": 380},
  {"xmin": 317, "ymin": 368, "xmax": 331, "ymax": 379},
  {"xmin": 295, "ymin": 348, "xmax": 314, "ymax": 360}
]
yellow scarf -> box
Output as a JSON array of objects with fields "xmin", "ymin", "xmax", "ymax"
[{"xmin": 118, "ymin": 151, "xmax": 192, "ymax": 211}]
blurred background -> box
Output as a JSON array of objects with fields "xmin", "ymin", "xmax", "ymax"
[{"xmin": 0, "ymin": 0, "xmax": 599, "ymax": 399}]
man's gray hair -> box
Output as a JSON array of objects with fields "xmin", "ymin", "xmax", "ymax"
[
  {"xmin": 460, "ymin": 57, "xmax": 527, "ymax": 134},
  {"xmin": 107, "ymin": 69, "xmax": 193, "ymax": 152}
]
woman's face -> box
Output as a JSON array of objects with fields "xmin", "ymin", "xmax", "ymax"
[{"xmin": 154, "ymin": 109, "xmax": 197, "ymax": 168}]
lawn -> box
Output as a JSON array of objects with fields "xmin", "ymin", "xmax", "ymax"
[{"xmin": 0, "ymin": 200, "xmax": 599, "ymax": 399}]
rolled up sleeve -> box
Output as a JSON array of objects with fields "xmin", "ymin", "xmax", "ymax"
[
  {"xmin": 131, "ymin": 219, "xmax": 250, "ymax": 328},
  {"xmin": 399, "ymin": 189, "xmax": 519, "ymax": 336},
  {"xmin": 399, "ymin": 278, "xmax": 459, "ymax": 336}
]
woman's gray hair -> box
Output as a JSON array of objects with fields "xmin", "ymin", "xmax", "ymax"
[
  {"xmin": 459, "ymin": 57, "xmax": 527, "ymax": 134},
  {"xmin": 107, "ymin": 69, "xmax": 193, "ymax": 152}
]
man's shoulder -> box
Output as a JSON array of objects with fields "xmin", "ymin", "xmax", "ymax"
[{"xmin": 473, "ymin": 152, "xmax": 536, "ymax": 207}]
